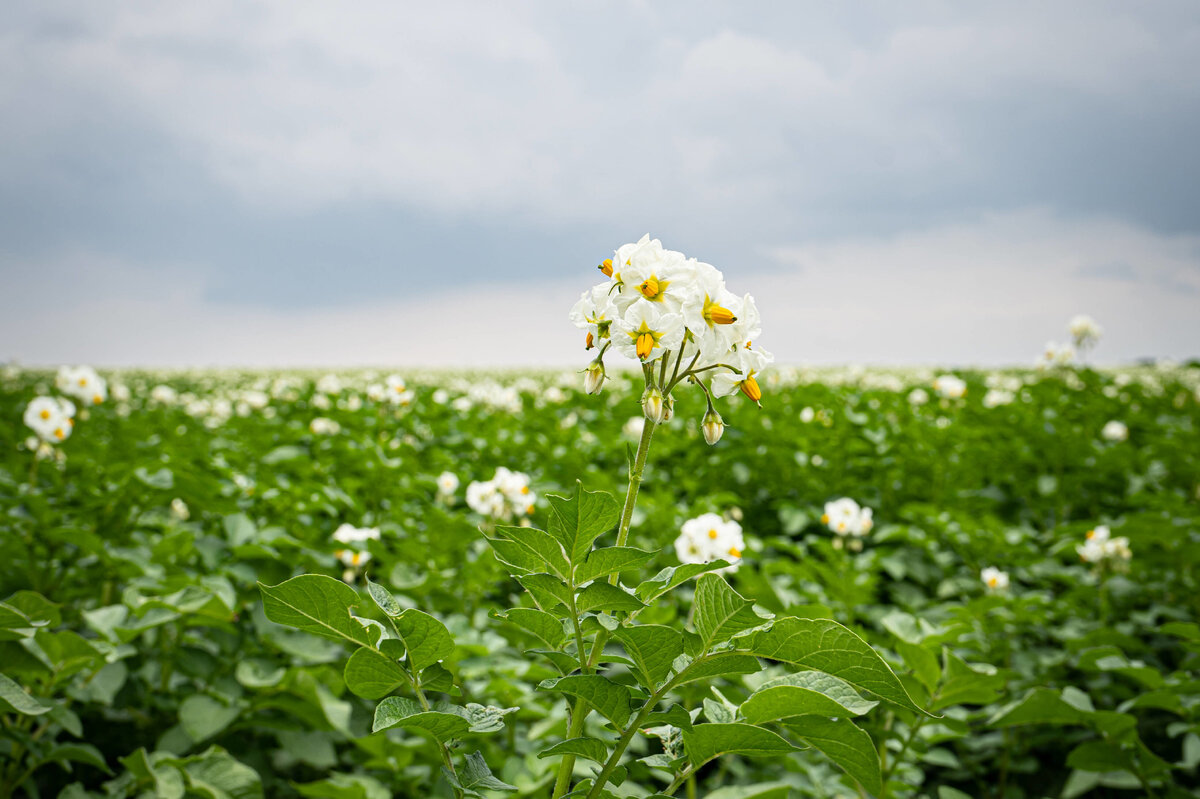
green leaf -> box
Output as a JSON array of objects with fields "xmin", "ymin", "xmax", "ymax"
[
  {"xmin": 742, "ymin": 672, "xmax": 878, "ymax": 722},
  {"xmin": 0, "ymin": 673, "xmax": 52, "ymax": 715},
  {"xmin": 576, "ymin": 582, "xmax": 645, "ymax": 613},
  {"xmin": 485, "ymin": 535, "xmax": 549, "ymax": 576},
  {"xmin": 394, "ymin": 609, "xmax": 455, "ymax": 672},
  {"xmin": 989, "ymin": 688, "xmax": 1091, "ymax": 727},
  {"xmin": 635, "ymin": 562, "xmax": 732, "ymax": 603},
  {"xmin": 896, "ymin": 641, "xmax": 941, "ymax": 694},
  {"xmin": 750, "ymin": 618, "xmax": 927, "ymax": 716},
  {"xmin": 932, "ymin": 650, "xmax": 1004, "ymax": 711},
  {"xmin": 344, "ymin": 647, "xmax": 409, "ymax": 699},
  {"xmin": 784, "ymin": 716, "xmax": 882, "ymax": 795},
  {"xmin": 576, "ymin": 547, "xmax": 657, "ymax": 585},
  {"xmin": 494, "ymin": 608, "xmax": 567, "ymax": 649},
  {"xmin": 42, "ymin": 743, "xmax": 111, "ymax": 774},
  {"xmin": 364, "ymin": 579, "xmax": 405, "ymax": 618},
  {"xmin": 704, "ymin": 784, "xmax": 792, "ymax": 799},
  {"xmin": 180, "ymin": 695, "xmax": 240, "ymax": 743},
  {"xmin": 682, "ymin": 723, "xmax": 801, "ymax": 768},
  {"xmin": 1067, "ymin": 741, "xmax": 1135, "ymax": 774},
  {"xmin": 614, "ymin": 625, "xmax": 684, "ymax": 688},
  {"xmin": 537, "ymin": 737, "xmax": 611, "ymax": 765},
  {"xmin": 693, "ymin": 574, "xmax": 768, "ymax": 650},
  {"xmin": 372, "ymin": 697, "xmax": 470, "ymax": 742},
  {"xmin": 493, "ymin": 526, "xmax": 570, "ymax": 578},
  {"xmin": 539, "ymin": 675, "xmax": 633, "ymax": 727},
  {"xmin": 546, "ymin": 482, "xmax": 620, "ymax": 565},
  {"xmin": 169, "ymin": 746, "xmax": 263, "ymax": 799},
  {"xmin": 258, "ymin": 575, "xmax": 372, "ymax": 647},
  {"xmin": 443, "ymin": 751, "xmax": 518, "ymax": 796},
  {"xmin": 516, "ymin": 574, "xmax": 573, "ymax": 610},
  {"xmin": 295, "ymin": 773, "xmax": 391, "ymax": 799},
  {"xmin": 673, "ymin": 653, "xmax": 763, "ymax": 686}
]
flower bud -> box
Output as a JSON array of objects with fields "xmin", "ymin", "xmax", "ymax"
[
  {"xmin": 702, "ymin": 409, "xmax": 725, "ymax": 445},
  {"xmin": 584, "ymin": 361, "xmax": 606, "ymax": 395},
  {"xmin": 641, "ymin": 386, "xmax": 667, "ymax": 424},
  {"xmin": 661, "ymin": 395, "xmax": 674, "ymax": 422}
]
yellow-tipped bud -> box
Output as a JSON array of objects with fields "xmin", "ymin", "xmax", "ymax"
[
  {"xmin": 705, "ymin": 305, "xmax": 737, "ymax": 325},
  {"xmin": 598, "ymin": 259, "xmax": 613, "ymax": 277},
  {"xmin": 584, "ymin": 361, "xmax": 606, "ymax": 395},
  {"xmin": 702, "ymin": 409, "xmax": 725, "ymax": 445},
  {"xmin": 585, "ymin": 331, "xmax": 594, "ymax": 350},
  {"xmin": 641, "ymin": 386, "xmax": 667, "ymax": 424},
  {"xmin": 638, "ymin": 276, "xmax": 660, "ymax": 299},
  {"xmin": 740, "ymin": 375, "xmax": 762, "ymax": 403},
  {"xmin": 635, "ymin": 332, "xmax": 655, "ymax": 360}
]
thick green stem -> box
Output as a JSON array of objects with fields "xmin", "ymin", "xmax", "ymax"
[{"xmin": 615, "ymin": 414, "xmax": 656, "ymax": 551}]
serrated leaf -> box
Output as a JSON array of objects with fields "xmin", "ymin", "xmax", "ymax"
[
  {"xmin": 494, "ymin": 526, "xmax": 570, "ymax": 578},
  {"xmin": 635, "ymin": 561, "xmax": 732, "ymax": 603},
  {"xmin": 693, "ymin": 574, "xmax": 767, "ymax": 650},
  {"xmin": 344, "ymin": 647, "xmax": 409, "ymax": 699},
  {"xmin": 539, "ymin": 675, "xmax": 633, "ymax": 727},
  {"xmin": 674, "ymin": 653, "xmax": 763, "ymax": 686},
  {"xmin": 258, "ymin": 575, "xmax": 371, "ymax": 647},
  {"xmin": 784, "ymin": 716, "xmax": 881, "ymax": 795},
  {"xmin": 372, "ymin": 697, "xmax": 470, "ymax": 742},
  {"xmin": 750, "ymin": 618, "xmax": 927, "ymax": 716},
  {"xmin": 742, "ymin": 672, "xmax": 878, "ymax": 722},
  {"xmin": 516, "ymin": 574, "xmax": 572, "ymax": 610},
  {"xmin": 391, "ymin": 609, "xmax": 454, "ymax": 672},
  {"xmin": 495, "ymin": 608, "xmax": 567, "ymax": 649},
  {"xmin": 577, "ymin": 582, "xmax": 645, "ymax": 613},
  {"xmin": 576, "ymin": 547, "xmax": 657, "ymax": 585},
  {"xmin": 537, "ymin": 737, "xmax": 610, "ymax": 765},
  {"xmin": 444, "ymin": 750, "xmax": 517, "ymax": 795},
  {"xmin": 682, "ymin": 723, "xmax": 800, "ymax": 768},
  {"xmin": 613, "ymin": 625, "xmax": 684, "ymax": 688},
  {"xmin": 546, "ymin": 482, "xmax": 620, "ymax": 565}
]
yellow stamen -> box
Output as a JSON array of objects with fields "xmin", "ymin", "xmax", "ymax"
[
  {"xmin": 40, "ymin": 409, "xmax": 50, "ymax": 420},
  {"xmin": 585, "ymin": 331, "xmax": 594, "ymax": 349},
  {"xmin": 706, "ymin": 304, "xmax": 737, "ymax": 325},
  {"xmin": 78, "ymin": 378, "xmax": 87, "ymax": 387},
  {"xmin": 526, "ymin": 504, "xmax": 535, "ymax": 515},
  {"xmin": 740, "ymin": 375, "xmax": 762, "ymax": 402},
  {"xmin": 821, "ymin": 513, "xmax": 829, "ymax": 524},
  {"xmin": 837, "ymin": 522, "xmax": 846, "ymax": 532},
  {"xmin": 54, "ymin": 428, "xmax": 65, "ymax": 440},
  {"xmin": 68, "ymin": 419, "xmax": 74, "ymax": 427},
  {"xmin": 987, "ymin": 576, "xmax": 999, "ymax": 587},
  {"xmin": 1086, "ymin": 529, "xmax": 1095, "ymax": 539},
  {"xmin": 639, "ymin": 276, "xmax": 660, "ymax": 299},
  {"xmin": 708, "ymin": 529, "xmax": 719, "ymax": 540},
  {"xmin": 93, "ymin": 394, "xmax": 103, "ymax": 404},
  {"xmin": 598, "ymin": 259, "xmax": 613, "ymax": 277},
  {"xmin": 728, "ymin": 546, "xmax": 741, "ymax": 558},
  {"xmin": 520, "ymin": 485, "xmax": 530, "ymax": 495},
  {"xmin": 635, "ymin": 332, "xmax": 655, "ymax": 360}
]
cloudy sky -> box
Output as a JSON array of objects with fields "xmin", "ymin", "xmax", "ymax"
[{"xmin": 2, "ymin": 1, "xmax": 1198, "ymax": 367}]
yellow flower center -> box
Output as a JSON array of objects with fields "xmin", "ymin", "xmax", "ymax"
[
  {"xmin": 635, "ymin": 332, "xmax": 655, "ymax": 360},
  {"xmin": 78, "ymin": 378, "xmax": 87, "ymax": 387},
  {"xmin": 54, "ymin": 428, "xmax": 65, "ymax": 440},
  {"xmin": 987, "ymin": 576, "xmax": 999, "ymax": 587},
  {"xmin": 702, "ymin": 295, "xmax": 737, "ymax": 326},
  {"xmin": 93, "ymin": 394, "xmax": 103, "ymax": 404},
  {"xmin": 821, "ymin": 513, "xmax": 829, "ymax": 524},
  {"xmin": 728, "ymin": 546, "xmax": 741, "ymax": 558},
  {"xmin": 639, "ymin": 276, "xmax": 661, "ymax": 299},
  {"xmin": 707, "ymin": 529, "xmax": 719, "ymax": 539},
  {"xmin": 598, "ymin": 259, "xmax": 613, "ymax": 277},
  {"xmin": 39, "ymin": 409, "xmax": 50, "ymax": 420},
  {"xmin": 1086, "ymin": 529, "xmax": 1095, "ymax": 539},
  {"xmin": 520, "ymin": 485, "xmax": 530, "ymax": 495},
  {"xmin": 740, "ymin": 375, "xmax": 762, "ymax": 402}
]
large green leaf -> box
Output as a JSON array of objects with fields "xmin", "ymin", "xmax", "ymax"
[
  {"xmin": 749, "ymin": 618, "xmax": 926, "ymax": 715},
  {"xmin": 614, "ymin": 625, "xmax": 684, "ymax": 688},
  {"xmin": 179, "ymin": 695, "xmax": 241, "ymax": 743},
  {"xmin": 394, "ymin": 609, "xmax": 455, "ymax": 672},
  {"xmin": 741, "ymin": 672, "xmax": 878, "ymax": 722},
  {"xmin": 932, "ymin": 650, "xmax": 1004, "ymax": 711},
  {"xmin": 576, "ymin": 582, "xmax": 645, "ymax": 613},
  {"xmin": 989, "ymin": 688, "xmax": 1091, "ymax": 727},
  {"xmin": 546, "ymin": 482, "xmax": 620, "ymax": 565},
  {"xmin": 373, "ymin": 697, "xmax": 470, "ymax": 742},
  {"xmin": 494, "ymin": 608, "xmax": 567, "ymax": 649},
  {"xmin": 674, "ymin": 653, "xmax": 763, "ymax": 686},
  {"xmin": 575, "ymin": 547, "xmax": 657, "ymax": 585},
  {"xmin": 0, "ymin": 673, "xmax": 51, "ymax": 715},
  {"xmin": 344, "ymin": 647, "xmax": 409, "ymax": 699},
  {"xmin": 537, "ymin": 737, "xmax": 611, "ymax": 765},
  {"xmin": 539, "ymin": 675, "xmax": 633, "ymax": 727},
  {"xmin": 682, "ymin": 723, "xmax": 801, "ymax": 768},
  {"xmin": 635, "ymin": 562, "xmax": 731, "ymax": 603},
  {"xmin": 258, "ymin": 575, "xmax": 372, "ymax": 647},
  {"xmin": 693, "ymin": 574, "xmax": 768, "ymax": 650},
  {"xmin": 493, "ymin": 526, "xmax": 570, "ymax": 578},
  {"xmin": 784, "ymin": 716, "xmax": 882, "ymax": 795}
]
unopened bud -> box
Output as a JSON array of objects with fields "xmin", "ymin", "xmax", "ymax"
[
  {"xmin": 702, "ymin": 409, "xmax": 724, "ymax": 445},
  {"xmin": 661, "ymin": 395, "xmax": 674, "ymax": 422},
  {"xmin": 584, "ymin": 361, "xmax": 606, "ymax": 395},
  {"xmin": 641, "ymin": 386, "xmax": 667, "ymax": 424}
]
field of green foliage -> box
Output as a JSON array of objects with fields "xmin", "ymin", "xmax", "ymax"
[{"xmin": 2, "ymin": 363, "xmax": 1199, "ymax": 798}]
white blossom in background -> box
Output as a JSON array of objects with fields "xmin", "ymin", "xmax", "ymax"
[
  {"xmin": 56, "ymin": 365, "xmax": 107, "ymax": 405},
  {"xmin": 437, "ymin": 471, "xmax": 460, "ymax": 498},
  {"xmin": 310, "ymin": 417, "xmax": 341, "ymax": 435},
  {"xmin": 151, "ymin": 384, "xmax": 179, "ymax": 405},
  {"xmin": 24, "ymin": 397, "xmax": 74, "ymax": 444},
  {"xmin": 674, "ymin": 512, "xmax": 745, "ymax": 573},
  {"xmin": 366, "ymin": 383, "xmax": 386, "ymax": 402},
  {"xmin": 622, "ymin": 416, "xmax": 646, "ymax": 440},
  {"xmin": 1101, "ymin": 420, "xmax": 1129, "ymax": 442},
  {"xmin": 466, "ymin": 468, "xmax": 536, "ymax": 522},
  {"xmin": 907, "ymin": 388, "xmax": 930, "ymax": 406},
  {"xmin": 1077, "ymin": 525, "xmax": 1132, "ymax": 565},
  {"xmin": 1037, "ymin": 341, "xmax": 1076, "ymax": 370},
  {"xmin": 822, "ymin": 498, "xmax": 875, "ymax": 542},
  {"xmin": 982, "ymin": 389, "xmax": 1015, "ymax": 408},
  {"xmin": 932, "ymin": 375, "xmax": 967, "ymax": 400},
  {"xmin": 316, "ymin": 374, "xmax": 343, "ymax": 395},
  {"xmin": 170, "ymin": 498, "xmax": 190, "ymax": 521},
  {"xmin": 981, "ymin": 566, "xmax": 1010, "ymax": 592},
  {"xmin": 1068, "ymin": 315, "xmax": 1103, "ymax": 351},
  {"xmin": 311, "ymin": 393, "xmax": 333, "ymax": 410}
]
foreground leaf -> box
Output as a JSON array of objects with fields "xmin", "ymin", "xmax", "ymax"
[{"xmin": 258, "ymin": 576, "xmax": 371, "ymax": 647}]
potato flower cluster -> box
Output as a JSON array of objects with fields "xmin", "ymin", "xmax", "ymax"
[
  {"xmin": 1077, "ymin": 525, "xmax": 1132, "ymax": 565},
  {"xmin": 570, "ymin": 234, "xmax": 771, "ymax": 442},
  {"xmin": 674, "ymin": 512, "xmax": 745, "ymax": 573},
  {"xmin": 466, "ymin": 467, "xmax": 536, "ymax": 522},
  {"xmin": 331, "ymin": 523, "xmax": 381, "ymax": 581}
]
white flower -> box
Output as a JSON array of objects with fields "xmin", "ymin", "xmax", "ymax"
[
  {"xmin": 1068, "ymin": 315, "xmax": 1102, "ymax": 349},
  {"xmin": 821, "ymin": 498, "xmax": 874, "ymax": 538},
  {"xmin": 310, "ymin": 417, "xmax": 341, "ymax": 435},
  {"xmin": 622, "ymin": 416, "xmax": 646, "ymax": 439},
  {"xmin": 1101, "ymin": 420, "xmax": 1128, "ymax": 442},
  {"xmin": 1037, "ymin": 341, "xmax": 1076, "ymax": 369},
  {"xmin": 24, "ymin": 397, "xmax": 74, "ymax": 444},
  {"xmin": 151, "ymin": 385, "xmax": 178, "ymax": 404},
  {"xmin": 981, "ymin": 567, "xmax": 1010, "ymax": 591},
  {"xmin": 170, "ymin": 498, "xmax": 190, "ymax": 521},
  {"xmin": 907, "ymin": 388, "xmax": 929, "ymax": 406},
  {"xmin": 56, "ymin": 365, "xmax": 107, "ymax": 405},
  {"xmin": 982, "ymin": 389, "xmax": 1015, "ymax": 408},
  {"xmin": 614, "ymin": 302, "xmax": 685, "ymax": 363},
  {"xmin": 932, "ymin": 375, "xmax": 967, "ymax": 400},
  {"xmin": 799, "ymin": 407, "xmax": 815, "ymax": 423},
  {"xmin": 437, "ymin": 471, "xmax": 459, "ymax": 496},
  {"xmin": 316, "ymin": 374, "xmax": 343, "ymax": 395},
  {"xmin": 569, "ymin": 284, "xmax": 618, "ymax": 351},
  {"xmin": 711, "ymin": 345, "xmax": 772, "ymax": 404},
  {"xmin": 675, "ymin": 512, "xmax": 745, "ymax": 573},
  {"xmin": 332, "ymin": 523, "xmax": 382, "ymax": 545},
  {"xmin": 466, "ymin": 468, "xmax": 535, "ymax": 521},
  {"xmin": 1077, "ymin": 524, "xmax": 1131, "ymax": 564}
]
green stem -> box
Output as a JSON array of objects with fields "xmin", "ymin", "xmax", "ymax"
[{"xmin": 614, "ymin": 412, "xmax": 656, "ymax": 551}]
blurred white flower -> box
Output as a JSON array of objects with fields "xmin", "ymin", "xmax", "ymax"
[
  {"xmin": 1068, "ymin": 315, "xmax": 1102, "ymax": 350},
  {"xmin": 437, "ymin": 471, "xmax": 460, "ymax": 496},
  {"xmin": 821, "ymin": 498, "xmax": 874, "ymax": 538},
  {"xmin": 24, "ymin": 397, "xmax": 74, "ymax": 444},
  {"xmin": 1101, "ymin": 420, "xmax": 1128, "ymax": 442},
  {"xmin": 170, "ymin": 498, "xmax": 190, "ymax": 521},
  {"xmin": 675, "ymin": 512, "xmax": 745, "ymax": 573},
  {"xmin": 310, "ymin": 417, "xmax": 341, "ymax": 435},
  {"xmin": 466, "ymin": 468, "xmax": 535, "ymax": 521},
  {"xmin": 56, "ymin": 365, "xmax": 107, "ymax": 405},
  {"xmin": 907, "ymin": 388, "xmax": 929, "ymax": 406},
  {"xmin": 981, "ymin": 566, "xmax": 1010, "ymax": 592},
  {"xmin": 1077, "ymin": 525, "xmax": 1132, "ymax": 564},
  {"xmin": 932, "ymin": 375, "xmax": 967, "ymax": 400}
]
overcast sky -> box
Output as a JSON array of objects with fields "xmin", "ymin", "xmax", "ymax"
[{"xmin": 2, "ymin": 2, "xmax": 1198, "ymax": 368}]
